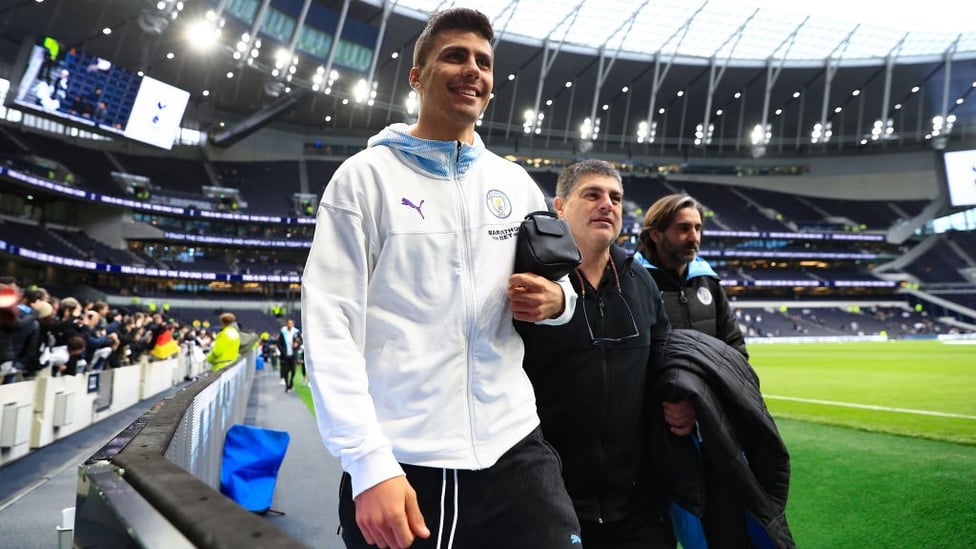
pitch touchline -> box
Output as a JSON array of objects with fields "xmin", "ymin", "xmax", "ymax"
[{"xmin": 763, "ymin": 395, "xmax": 976, "ymax": 420}]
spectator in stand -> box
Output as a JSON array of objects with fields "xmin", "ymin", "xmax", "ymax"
[
  {"xmin": 22, "ymin": 287, "xmax": 48, "ymax": 308},
  {"xmin": 635, "ymin": 193, "xmax": 748, "ymax": 358},
  {"xmin": 35, "ymin": 299, "xmax": 78, "ymax": 375},
  {"xmin": 56, "ymin": 335, "xmax": 87, "ymax": 377},
  {"xmin": 0, "ymin": 279, "xmax": 40, "ymax": 383},
  {"xmin": 91, "ymin": 301, "xmax": 110, "ymax": 329},
  {"xmin": 206, "ymin": 313, "xmax": 240, "ymax": 371},
  {"xmin": 79, "ymin": 309, "xmax": 116, "ymax": 368},
  {"xmin": 103, "ymin": 309, "xmax": 122, "ymax": 335},
  {"xmin": 59, "ymin": 296, "xmax": 82, "ymax": 321},
  {"xmin": 119, "ymin": 312, "xmax": 152, "ymax": 364}
]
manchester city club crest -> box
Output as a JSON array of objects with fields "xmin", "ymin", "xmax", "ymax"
[
  {"xmin": 696, "ymin": 286, "xmax": 713, "ymax": 306},
  {"xmin": 486, "ymin": 189, "xmax": 512, "ymax": 219}
]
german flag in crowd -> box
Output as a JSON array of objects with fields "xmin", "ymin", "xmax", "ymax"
[{"xmin": 151, "ymin": 328, "xmax": 180, "ymax": 360}]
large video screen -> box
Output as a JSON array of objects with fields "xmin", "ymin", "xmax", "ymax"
[
  {"xmin": 942, "ymin": 149, "xmax": 976, "ymax": 208},
  {"xmin": 7, "ymin": 36, "xmax": 189, "ymax": 150}
]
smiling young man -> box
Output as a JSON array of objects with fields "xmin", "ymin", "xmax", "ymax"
[
  {"xmin": 516, "ymin": 160, "xmax": 683, "ymax": 548},
  {"xmin": 302, "ymin": 8, "xmax": 580, "ymax": 549}
]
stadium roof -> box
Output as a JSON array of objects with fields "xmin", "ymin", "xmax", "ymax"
[
  {"xmin": 1, "ymin": 0, "xmax": 974, "ymax": 154},
  {"xmin": 381, "ymin": 0, "xmax": 976, "ymax": 66}
]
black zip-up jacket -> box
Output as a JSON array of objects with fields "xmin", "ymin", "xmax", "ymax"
[
  {"xmin": 517, "ymin": 245, "xmax": 670, "ymax": 523},
  {"xmin": 649, "ymin": 329, "xmax": 795, "ymax": 548}
]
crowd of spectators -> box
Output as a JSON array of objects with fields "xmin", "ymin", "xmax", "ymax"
[{"xmin": 0, "ymin": 276, "xmax": 218, "ymax": 385}]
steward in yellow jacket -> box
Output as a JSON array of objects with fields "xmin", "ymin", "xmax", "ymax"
[{"xmin": 207, "ymin": 313, "xmax": 240, "ymax": 371}]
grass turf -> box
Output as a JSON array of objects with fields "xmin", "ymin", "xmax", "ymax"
[
  {"xmin": 750, "ymin": 340, "xmax": 976, "ymax": 548},
  {"xmin": 778, "ymin": 417, "xmax": 976, "ymax": 548},
  {"xmin": 750, "ymin": 340, "xmax": 976, "ymax": 445},
  {"xmin": 293, "ymin": 368, "xmax": 315, "ymax": 415}
]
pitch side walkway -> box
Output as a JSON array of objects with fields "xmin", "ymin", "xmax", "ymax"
[
  {"xmin": 245, "ymin": 367, "xmax": 345, "ymax": 548},
  {"xmin": 0, "ymin": 369, "xmax": 344, "ymax": 548}
]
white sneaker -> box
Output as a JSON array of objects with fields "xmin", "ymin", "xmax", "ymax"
[{"xmin": 279, "ymin": 379, "xmax": 286, "ymax": 386}]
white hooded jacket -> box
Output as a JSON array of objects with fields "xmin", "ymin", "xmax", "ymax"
[{"xmin": 302, "ymin": 124, "xmax": 576, "ymax": 497}]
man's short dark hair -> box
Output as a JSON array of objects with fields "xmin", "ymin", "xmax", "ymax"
[
  {"xmin": 413, "ymin": 8, "xmax": 494, "ymax": 67},
  {"xmin": 555, "ymin": 159, "xmax": 622, "ymax": 200}
]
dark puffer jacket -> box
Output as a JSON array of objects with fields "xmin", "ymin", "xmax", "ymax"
[
  {"xmin": 517, "ymin": 245, "xmax": 670, "ymax": 524},
  {"xmin": 649, "ymin": 329, "xmax": 795, "ymax": 549},
  {"xmin": 635, "ymin": 252, "xmax": 748, "ymax": 358}
]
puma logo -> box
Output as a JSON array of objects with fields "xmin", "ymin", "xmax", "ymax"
[{"xmin": 401, "ymin": 197, "xmax": 425, "ymax": 219}]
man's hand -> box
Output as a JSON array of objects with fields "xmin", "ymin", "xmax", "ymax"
[
  {"xmin": 508, "ymin": 273, "xmax": 565, "ymax": 322},
  {"xmin": 354, "ymin": 476, "xmax": 429, "ymax": 548},
  {"xmin": 663, "ymin": 399, "xmax": 697, "ymax": 436}
]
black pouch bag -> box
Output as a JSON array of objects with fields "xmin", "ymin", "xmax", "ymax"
[{"xmin": 514, "ymin": 210, "xmax": 582, "ymax": 280}]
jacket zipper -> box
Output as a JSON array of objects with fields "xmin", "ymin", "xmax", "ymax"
[
  {"xmin": 597, "ymin": 287, "xmax": 608, "ymax": 524},
  {"xmin": 454, "ymin": 140, "xmax": 482, "ymax": 466}
]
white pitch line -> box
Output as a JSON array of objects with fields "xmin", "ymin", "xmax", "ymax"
[{"xmin": 764, "ymin": 395, "xmax": 976, "ymax": 420}]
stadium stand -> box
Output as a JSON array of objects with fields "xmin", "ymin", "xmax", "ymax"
[{"xmin": 215, "ymin": 160, "xmax": 302, "ymax": 216}]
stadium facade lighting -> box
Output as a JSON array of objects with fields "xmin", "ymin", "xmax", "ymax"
[
  {"xmin": 750, "ymin": 123, "xmax": 771, "ymax": 146},
  {"xmin": 140, "ymin": 0, "xmax": 183, "ymax": 34},
  {"xmin": 869, "ymin": 118, "xmax": 894, "ymax": 141},
  {"xmin": 636, "ymin": 120, "xmax": 656, "ymax": 144},
  {"xmin": 354, "ymin": 79, "xmax": 369, "ymax": 103},
  {"xmin": 405, "ymin": 90, "xmax": 418, "ymax": 115},
  {"xmin": 580, "ymin": 117, "xmax": 600, "ymax": 141},
  {"xmin": 694, "ymin": 122, "xmax": 714, "ymax": 146},
  {"xmin": 186, "ymin": 18, "xmax": 219, "ymax": 50},
  {"xmin": 811, "ymin": 122, "xmax": 832, "ymax": 143},
  {"xmin": 931, "ymin": 114, "xmax": 956, "ymax": 136}
]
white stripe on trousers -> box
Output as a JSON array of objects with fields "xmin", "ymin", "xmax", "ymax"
[{"xmin": 435, "ymin": 469, "xmax": 460, "ymax": 549}]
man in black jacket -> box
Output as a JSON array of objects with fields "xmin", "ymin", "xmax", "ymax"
[
  {"xmin": 637, "ymin": 194, "xmax": 757, "ymax": 546},
  {"xmin": 635, "ymin": 193, "xmax": 747, "ymax": 357},
  {"xmin": 516, "ymin": 160, "xmax": 692, "ymax": 548}
]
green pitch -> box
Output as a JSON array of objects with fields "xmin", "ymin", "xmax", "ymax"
[
  {"xmin": 751, "ymin": 339, "xmax": 976, "ymax": 445},
  {"xmin": 750, "ymin": 340, "xmax": 976, "ymax": 548}
]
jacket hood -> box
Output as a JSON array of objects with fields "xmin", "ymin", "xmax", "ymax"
[
  {"xmin": 367, "ymin": 123, "xmax": 485, "ymax": 178},
  {"xmin": 634, "ymin": 252, "xmax": 718, "ymax": 281}
]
